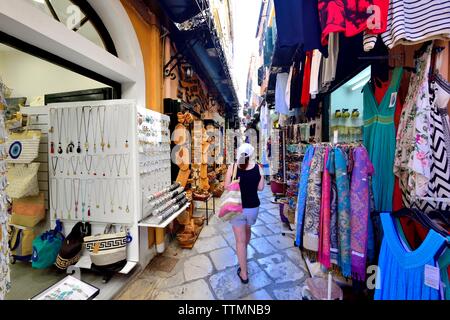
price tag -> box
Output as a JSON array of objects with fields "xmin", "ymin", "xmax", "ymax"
[
  {"xmin": 424, "ymin": 264, "xmax": 440, "ymax": 290},
  {"xmin": 388, "ymin": 92, "xmax": 397, "ymax": 108}
]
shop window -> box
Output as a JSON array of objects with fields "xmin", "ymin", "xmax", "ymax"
[{"xmin": 25, "ymin": 0, "xmax": 116, "ymax": 55}]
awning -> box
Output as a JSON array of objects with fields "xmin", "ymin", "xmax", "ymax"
[{"xmin": 158, "ymin": 0, "xmax": 200, "ymax": 23}]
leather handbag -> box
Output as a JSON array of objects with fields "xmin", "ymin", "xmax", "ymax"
[
  {"xmin": 5, "ymin": 129, "xmax": 41, "ymax": 164},
  {"xmin": 6, "ymin": 163, "xmax": 40, "ymax": 198},
  {"xmin": 56, "ymin": 222, "xmax": 91, "ymax": 271},
  {"xmin": 218, "ymin": 164, "xmax": 242, "ymax": 221},
  {"xmin": 10, "ymin": 192, "xmax": 45, "ymax": 227},
  {"xmin": 84, "ymin": 224, "xmax": 130, "ymax": 271}
]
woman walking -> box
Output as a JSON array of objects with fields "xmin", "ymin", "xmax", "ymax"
[{"xmin": 224, "ymin": 143, "xmax": 265, "ymax": 283}]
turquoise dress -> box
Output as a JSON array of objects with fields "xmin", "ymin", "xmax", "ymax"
[
  {"xmin": 375, "ymin": 213, "xmax": 446, "ymax": 300},
  {"xmin": 363, "ymin": 67, "xmax": 403, "ymax": 212}
]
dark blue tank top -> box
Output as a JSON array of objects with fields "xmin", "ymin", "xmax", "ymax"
[{"xmin": 236, "ymin": 164, "xmax": 261, "ymax": 209}]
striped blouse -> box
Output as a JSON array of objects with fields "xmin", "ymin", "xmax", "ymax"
[{"xmin": 364, "ymin": 0, "xmax": 450, "ymax": 51}]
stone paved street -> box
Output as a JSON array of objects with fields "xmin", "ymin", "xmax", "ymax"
[{"xmin": 116, "ymin": 186, "xmax": 310, "ymax": 300}]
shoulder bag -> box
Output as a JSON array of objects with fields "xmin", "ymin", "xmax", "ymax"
[{"xmin": 218, "ymin": 164, "xmax": 243, "ymax": 221}]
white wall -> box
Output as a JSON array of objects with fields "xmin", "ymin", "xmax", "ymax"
[{"xmin": 0, "ymin": 49, "xmax": 107, "ymax": 103}]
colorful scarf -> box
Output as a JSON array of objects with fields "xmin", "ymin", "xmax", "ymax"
[
  {"xmin": 350, "ymin": 146, "xmax": 374, "ymax": 280},
  {"xmin": 303, "ymin": 146, "xmax": 324, "ymax": 252},
  {"xmin": 295, "ymin": 145, "xmax": 315, "ymax": 246},
  {"xmin": 318, "ymin": 146, "xmax": 331, "ymax": 268},
  {"xmin": 334, "ymin": 147, "xmax": 352, "ymax": 277},
  {"xmin": 327, "ymin": 149, "xmax": 340, "ymax": 267}
]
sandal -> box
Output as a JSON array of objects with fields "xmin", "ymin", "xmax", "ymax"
[{"xmin": 237, "ymin": 267, "xmax": 249, "ymax": 284}]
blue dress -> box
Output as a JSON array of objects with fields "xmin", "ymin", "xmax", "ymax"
[
  {"xmin": 375, "ymin": 213, "xmax": 446, "ymax": 300},
  {"xmin": 295, "ymin": 145, "xmax": 315, "ymax": 246}
]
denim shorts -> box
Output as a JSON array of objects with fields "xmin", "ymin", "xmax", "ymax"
[{"xmin": 230, "ymin": 207, "xmax": 260, "ymax": 227}]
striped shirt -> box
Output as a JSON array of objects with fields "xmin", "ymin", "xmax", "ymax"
[{"xmin": 364, "ymin": 0, "xmax": 450, "ymax": 51}]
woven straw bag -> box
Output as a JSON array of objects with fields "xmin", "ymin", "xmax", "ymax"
[
  {"xmin": 5, "ymin": 129, "xmax": 41, "ymax": 164},
  {"xmin": 218, "ymin": 164, "xmax": 242, "ymax": 221},
  {"xmin": 6, "ymin": 163, "xmax": 40, "ymax": 198}
]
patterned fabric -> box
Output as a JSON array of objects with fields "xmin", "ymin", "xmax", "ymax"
[
  {"xmin": 350, "ymin": 146, "xmax": 374, "ymax": 280},
  {"xmin": 318, "ymin": 146, "xmax": 332, "ymax": 268},
  {"xmin": 303, "ymin": 146, "xmax": 324, "ymax": 252},
  {"xmin": 333, "ymin": 147, "xmax": 351, "ymax": 277},
  {"xmin": 327, "ymin": 149, "xmax": 340, "ymax": 265},
  {"xmin": 394, "ymin": 44, "xmax": 433, "ymax": 206},
  {"xmin": 416, "ymin": 73, "xmax": 450, "ymax": 212},
  {"xmin": 295, "ymin": 145, "xmax": 315, "ymax": 246}
]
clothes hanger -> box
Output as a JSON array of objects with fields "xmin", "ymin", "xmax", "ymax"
[{"xmin": 392, "ymin": 208, "xmax": 449, "ymax": 238}]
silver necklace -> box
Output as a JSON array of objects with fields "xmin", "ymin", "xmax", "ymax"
[
  {"xmin": 65, "ymin": 108, "xmax": 75, "ymax": 153},
  {"xmin": 81, "ymin": 179, "xmax": 89, "ymax": 220},
  {"xmin": 76, "ymin": 107, "xmax": 83, "ymax": 154},
  {"xmin": 50, "ymin": 179, "xmax": 58, "ymax": 219},
  {"xmin": 51, "ymin": 156, "xmax": 59, "ymax": 176},
  {"xmin": 70, "ymin": 156, "xmax": 79, "ymax": 175},
  {"xmin": 85, "ymin": 155, "xmax": 93, "ymax": 175},
  {"xmin": 73, "ymin": 178, "xmax": 81, "ymax": 219},
  {"xmin": 64, "ymin": 178, "xmax": 73, "ymax": 219},
  {"xmin": 92, "ymin": 107, "xmax": 99, "ymax": 153},
  {"xmin": 82, "ymin": 106, "xmax": 92, "ymax": 152},
  {"xmin": 123, "ymin": 154, "xmax": 130, "ymax": 176},
  {"xmin": 107, "ymin": 155, "xmax": 115, "ymax": 176},
  {"xmin": 124, "ymin": 179, "xmax": 131, "ymax": 213},
  {"xmin": 93, "ymin": 179, "xmax": 102, "ymax": 210},
  {"xmin": 114, "ymin": 154, "xmax": 122, "ymax": 177},
  {"xmin": 109, "ymin": 179, "xmax": 118, "ymax": 213},
  {"xmin": 102, "ymin": 180, "xmax": 109, "ymax": 215},
  {"xmin": 86, "ymin": 179, "xmax": 93, "ymax": 218}
]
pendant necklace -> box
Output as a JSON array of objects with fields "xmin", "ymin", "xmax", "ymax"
[
  {"xmin": 85, "ymin": 154, "xmax": 93, "ymax": 175},
  {"xmin": 124, "ymin": 179, "xmax": 131, "ymax": 213},
  {"xmin": 56, "ymin": 108, "xmax": 64, "ymax": 154},
  {"xmin": 124, "ymin": 106, "xmax": 130, "ymax": 148},
  {"xmin": 70, "ymin": 156, "xmax": 79, "ymax": 175},
  {"xmin": 114, "ymin": 154, "xmax": 122, "ymax": 177},
  {"xmin": 59, "ymin": 157, "xmax": 65, "ymax": 174},
  {"xmin": 86, "ymin": 179, "xmax": 93, "ymax": 218},
  {"xmin": 50, "ymin": 179, "xmax": 58, "ymax": 219},
  {"xmin": 123, "ymin": 154, "xmax": 131, "ymax": 176},
  {"xmin": 92, "ymin": 107, "xmax": 99, "ymax": 153},
  {"xmin": 76, "ymin": 107, "xmax": 83, "ymax": 154},
  {"xmin": 98, "ymin": 106, "xmax": 107, "ymax": 151},
  {"xmin": 49, "ymin": 108, "xmax": 56, "ymax": 154},
  {"xmin": 114, "ymin": 106, "xmax": 119, "ymax": 149},
  {"xmin": 73, "ymin": 178, "xmax": 81, "ymax": 219},
  {"xmin": 81, "ymin": 179, "xmax": 89, "ymax": 220},
  {"xmin": 65, "ymin": 108, "xmax": 75, "ymax": 154},
  {"xmin": 91, "ymin": 155, "xmax": 99, "ymax": 176},
  {"xmin": 83, "ymin": 106, "xmax": 92, "ymax": 152},
  {"xmin": 51, "ymin": 156, "xmax": 59, "ymax": 176},
  {"xmin": 107, "ymin": 155, "xmax": 115, "ymax": 176},
  {"xmin": 106, "ymin": 107, "xmax": 112, "ymax": 150},
  {"xmin": 93, "ymin": 179, "xmax": 102, "ymax": 210},
  {"xmin": 64, "ymin": 178, "xmax": 73, "ymax": 219},
  {"xmin": 118, "ymin": 179, "xmax": 124, "ymax": 211},
  {"xmin": 102, "ymin": 180, "xmax": 109, "ymax": 215},
  {"xmin": 109, "ymin": 179, "xmax": 118, "ymax": 213}
]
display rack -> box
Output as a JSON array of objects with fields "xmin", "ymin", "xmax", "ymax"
[
  {"xmin": 138, "ymin": 203, "xmax": 190, "ymax": 228},
  {"xmin": 47, "ymin": 100, "xmax": 139, "ymax": 262}
]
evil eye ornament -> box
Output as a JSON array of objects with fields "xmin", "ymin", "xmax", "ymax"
[{"xmin": 8, "ymin": 141, "xmax": 22, "ymax": 159}]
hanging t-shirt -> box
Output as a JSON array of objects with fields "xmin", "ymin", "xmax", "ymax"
[
  {"xmin": 321, "ymin": 32, "xmax": 340, "ymax": 91},
  {"xmin": 275, "ymin": 73, "xmax": 290, "ymax": 115},
  {"xmin": 318, "ymin": 0, "xmax": 377, "ymax": 45},
  {"xmin": 364, "ymin": 0, "xmax": 450, "ymax": 51},
  {"xmin": 301, "ymin": 52, "xmax": 313, "ymax": 109},
  {"xmin": 310, "ymin": 50, "xmax": 323, "ymax": 98}
]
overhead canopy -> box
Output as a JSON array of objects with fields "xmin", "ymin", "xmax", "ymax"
[
  {"xmin": 157, "ymin": 0, "xmax": 200, "ymax": 23},
  {"xmin": 159, "ymin": 0, "xmax": 240, "ymax": 120}
]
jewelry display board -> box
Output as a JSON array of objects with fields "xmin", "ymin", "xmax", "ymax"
[
  {"xmin": 47, "ymin": 100, "xmax": 139, "ymax": 262},
  {"xmin": 137, "ymin": 107, "xmax": 171, "ymax": 221},
  {"xmin": 48, "ymin": 101, "xmax": 134, "ymax": 225}
]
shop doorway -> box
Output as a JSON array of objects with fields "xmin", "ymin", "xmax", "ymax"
[{"xmin": 0, "ymin": 43, "xmax": 119, "ymax": 300}]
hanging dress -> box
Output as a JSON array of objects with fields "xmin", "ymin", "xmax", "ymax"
[
  {"xmin": 417, "ymin": 72, "xmax": 450, "ymax": 212},
  {"xmin": 295, "ymin": 145, "xmax": 315, "ymax": 246},
  {"xmin": 363, "ymin": 66, "xmax": 403, "ymax": 212},
  {"xmin": 375, "ymin": 213, "xmax": 446, "ymax": 300},
  {"xmin": 394, "ymin": 44, "xmax": 433, "ymax": 207},
  {"xmin": 327, "ymin": 148, "xmax": 340, "ymax": 266},
  {"xmin": 318, "ymin": 146, "xmax": 332, "ymax": 268}
]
